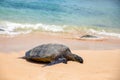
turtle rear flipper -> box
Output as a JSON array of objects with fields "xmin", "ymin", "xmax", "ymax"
[{"xmin": 47, "ymin": 58, "xmax": 67, "ymax": 66}]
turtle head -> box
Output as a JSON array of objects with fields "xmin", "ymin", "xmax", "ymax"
[{"xmin": 73, "ymin": 54, "xmax": 84, "ymax": 63}]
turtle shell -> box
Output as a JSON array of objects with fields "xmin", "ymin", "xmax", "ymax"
[{"xmin": 25, "ymin": 44, "xmax": 71, "ymax": 62}]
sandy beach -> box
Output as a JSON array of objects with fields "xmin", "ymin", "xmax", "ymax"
[
  {"xmin": 0, "ymin": 0, "xmax": 120, "ymax": 80},
  {"xmin": 0, "ymin": 32, "xmax": 120, "ymax": 80}
]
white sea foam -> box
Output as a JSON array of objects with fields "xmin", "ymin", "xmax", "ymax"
[
  {"xmin": 0, "ymin": 30, "xmax": 32, "ymax": 35},
  {"xmin": 0, "ymin": 21, "xmax": 120, "ymax": 38},
  {"xmin": 88, "ymin": 29, "xmax": 120, "ymax": 38},
  {"xmin": 0, "ymin": 21, "xmax": 66, "ymax": 35}
]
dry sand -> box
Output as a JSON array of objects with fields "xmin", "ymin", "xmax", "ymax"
[
  {"xmin": 0, "ymin": 32, "xmax": 120, "ymax": 80},
  {"xmin": 0, "ymin": 50, "xmax": 120, "ymax": 80}
]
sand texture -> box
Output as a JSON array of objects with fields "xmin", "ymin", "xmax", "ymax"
[
  {"xmin": 0, "ymin": 32, "xmax": 120, "ymax": 80},
  {"xmin": 0, "ymin": 50, "xmax": 120, "ymax": 80}
]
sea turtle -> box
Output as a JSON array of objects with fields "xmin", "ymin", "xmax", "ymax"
[
  {"xmin": 80, "ymin": 34, "xmax": 104, "ymax": 40},
  {"xmin": 24, "ymin": 43, "xmax": 83, "ymax": 65},
  {"xmin": 80, "ymin": 34, "xmax": 98, "ymax": 38}
]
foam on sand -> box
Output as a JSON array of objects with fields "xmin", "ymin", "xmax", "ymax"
[
  {"xmin": 0, "ymin": 21, "xmax": 120, "ymax": 39},
  {"xmin": 88, "ymin": 29, "xmax": 120, "ymax": 38}
]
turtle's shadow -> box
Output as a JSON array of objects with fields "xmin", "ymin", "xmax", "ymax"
[{"xmin": 18, "ymin": 57, "xmax": 49, "ymax": 67}]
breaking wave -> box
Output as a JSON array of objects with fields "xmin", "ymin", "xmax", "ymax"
[
  {"xmin": 0, "ymin": 21, "xmax": 120, "ymax": 38},
  {"xmin": 0, "ymin": 21, "xmax": 66, "ymax": 35}
]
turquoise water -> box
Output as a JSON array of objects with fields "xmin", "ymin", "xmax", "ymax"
[{"xmin": 0, "ymin": 0, "xmax": 120, "ymax": 36}]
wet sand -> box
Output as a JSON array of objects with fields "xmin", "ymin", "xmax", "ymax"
[
  {"xmin": 0, "ymin": 32, "xmax": 120, "ymax": 52},
  {"xmin": 0, "ymin": 32, "xmax": 120, "ymax": 80}
]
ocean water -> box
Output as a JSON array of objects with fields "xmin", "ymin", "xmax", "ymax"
[{"xmin": 0, "ymin": 0, "xmax": 120, "ymax": 37}]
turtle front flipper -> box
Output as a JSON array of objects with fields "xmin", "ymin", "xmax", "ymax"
[{"xmin": 47, "ymin": 58, "xmax": 67, "ymax": 66}]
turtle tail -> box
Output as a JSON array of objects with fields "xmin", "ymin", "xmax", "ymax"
[{"xmin": 19, "ymin": 56, "xmax": 26, "ymax": 59}]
